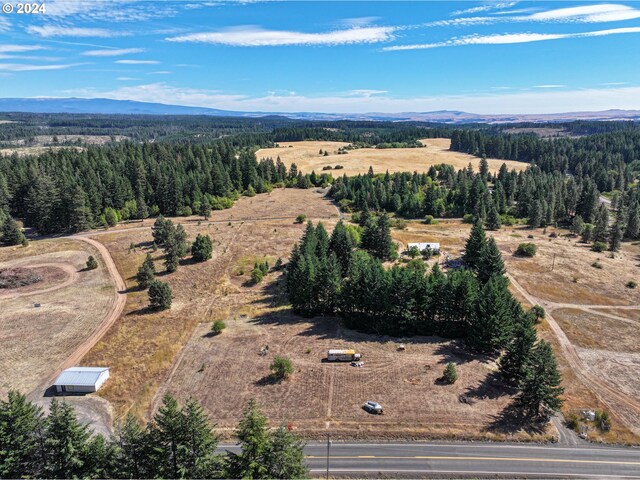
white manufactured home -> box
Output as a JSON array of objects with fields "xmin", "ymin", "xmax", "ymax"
[
  {"xmin": 53, "ymin": 367, "xmax": 110, "ymax": 394},
  {"xmin": 407, "ymin": 242, "xmax": 440, "ymax": 252}
]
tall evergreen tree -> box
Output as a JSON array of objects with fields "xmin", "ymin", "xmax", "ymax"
[
  {"xmin": 499, "ymin": 315, "xmax": 537, "ymax": 385},
  {"xmin": 263, "ymin": 426, "xmax": 308, "ymax": 479},
  {"xmin": 463, "ymin": 219, "xmax": 487, "ymax": 271},
  {"xmin": 477, "ymin": 237, "xmax": 506, "ymax": 284},
  {"xmin": 593, "ymin": 204, "xmax": 609, "ymax": 243},
  {"xmin": 136, "ymin": 253, "xmax": 156, "ymax": 290},
  {"xmin": 224, "ymin": 399, "xmax": 270, "ymax": 479},
  {"xmin": 517, "ymin": 340, "xmax": 564, "ymax": 420},
  {"xmin": 1, "ymin": 216, "xmax": 26, "ymax": 246},
  {"xmin": 0, "ymin": 391, "xmax": 44, "ymax": 478},
  {"xmin": 467, "ymin": 275, "xmax": 514, "ymax": 353},
  {"xmin": 43, "ymin": 399, "xmax": 98, "ymax": 479}
]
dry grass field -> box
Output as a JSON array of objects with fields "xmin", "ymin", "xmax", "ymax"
[
  {"xmin": 0, "ymin": 146, "xmax": 84, "ymax": 157},
  {"xmin": 161, "ymin": 313, "xmax": 545, "ymax": 441},
  {"xmin": 0, "ymin": 240, "xmax": 114, "ymax": 397},
  {"xmin": 82, "ymin": 188, "xmax": 340, "ymax": 419},
  {"xmin": 390, "ymin": 220, "xmax": 640, "ymax": 442},
  {"xmin": 256, "ymin": 138, "xmax": 528, "ymax": 177}
]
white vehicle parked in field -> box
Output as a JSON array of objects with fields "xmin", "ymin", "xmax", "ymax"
[{"xmin": 362, "ymin": 401, "xmax": 383, "ymax": 414}]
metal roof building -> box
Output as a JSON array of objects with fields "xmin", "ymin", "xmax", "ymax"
[
  {"xmin": 53, "ymin": 367, "xmax": 110, "ymax": 394},
  {"xmin": 407, "ymin": 242, "xmax": 440, "ymax": 252}
]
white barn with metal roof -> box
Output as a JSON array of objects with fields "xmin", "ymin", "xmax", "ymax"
[
  {"xmin": 407, "ymin": 242, "xmax": 440, "ymax": 252},
  {"xmin": 53, "ymin": 367, "xmax": 110, "ymax": 394}
]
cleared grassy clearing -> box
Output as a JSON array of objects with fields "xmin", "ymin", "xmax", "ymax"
[
  {"xmin": 82, "ymin": 188, "xmax": 339, "ymax": 420},
  {"xmin": 256, "ymin": 138, "xmax": 528, "ymax": 177},
  {"xmin": 0, "ymin": 241, "xmax": 113, "ymax": 397}
]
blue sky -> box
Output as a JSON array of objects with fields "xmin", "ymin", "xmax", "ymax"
[{"xmin": 1, "ymin": 0, "xmax": 640, "ymax": 113}]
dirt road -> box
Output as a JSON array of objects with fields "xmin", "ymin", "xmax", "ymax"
[
  {"xmin": 30, "ymin": 236, "xmax": 127, "ymax": 397},
  {"xmin": 508, "ymin": 273, "xmax": 640, "ymax": 436},
  {"xmin": 0, "ymin": 263, "xmax": 78, "ymax": 300}
]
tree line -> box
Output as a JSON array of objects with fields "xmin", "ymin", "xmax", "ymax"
[
  {"xmin": 0, "ymin": 392, "xmax": 308, "ymax": 479},
  {"xmin": 285, "ymin": 218, "xmax": 563, "ymax": 420},
  {"xmin": 0, "ymin": 141, "xmax": 330, "ymax": 235}
]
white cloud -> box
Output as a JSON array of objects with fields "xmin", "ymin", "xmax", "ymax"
[
  {"xmin": 0, "ymin": 45, "xmax": 44, "ymax": 53},
  {"xmin": 452, "ymin": 2, "xmax": 517, "ymax": 16},
  {"xmin": 431, "ymin": 3, "xmax": 640, "ymax": 27},
  {"xmin": 0, "ymin": 63, "xmax": 81, "ymax": 71},
  {"xmin": 166, "ymin": 26, "xmax": 396, "ymax": 46},
  {"xmin": 150, "ymin": 71, "xmax": 172, "ymax": 74},
  {"xmin": 529, "ymin": 4, "xmax": 640, "ymax": 23},
  {"xmin": 66, "ymin": 82, "xmax": 640, "ymax": 115},
  {"xmin": 40, "ymin": 0, "xmax": 179, "ymax": 22},
  {"xmin": 115, "ymin": 59, "xmax": 160, "ymax": 64},
  {"xmin": 348, "ymin": 89, "xmax": 388, "ymax": 97},
  {"xmin": 384, "ymin": 26, "xmax": 640, "ymax": 50},
  {"xmin": 534, "ymin": 85, "xmax": 566, "ymax": 88},
  {"xmin": 116, "ymin": 77, "xmax": 140, "ymax": 81},
  {"xmin": 83, "ymin": 48, "xmax": 144, "ymax": 56},
  {"xmin": 27, "ymin": 26, "xmax": 126, "ymax": 38},
  {"xmin": 0, "ymin": 16, "xmax": 10, "ymax": 32}
]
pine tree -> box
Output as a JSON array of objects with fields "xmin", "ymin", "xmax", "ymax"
[
  {"xmin": 180, "ymin": 398, "xmax": 220, "ymax": 478},
  {"xmin": 263, "ymin": 426, "xmax": 308, "ymax": 479},
  {"xmin": 224, "ymin": 399, "xmax": 270, "ymax": 479},
  {"xmin": 593, "ymin": 204, "xmax": 609, "ymax": 243},
  {"xmin": 499, "ymin": 315, "xmax": 537, "ymax": 385},
  {"xmin": 149, "ymin": 280, "xmax": 172, "ymax": 310},
  {"xmin": 86, "ymin": 256, "xmax": 98, "ymax": 270},
  {"xmin": 1, "ymin": 216, "xmax": 26, "ymax": 246},
  {"xmin": 0, "ymin": 391, "xmax": 45, "ymax": 478},
  {"xmin": 463, "ymin": 219, "xmax": 487, "ymax": 271},
  {"xmin": 191, "ymin": 234, "xmax": 213, "ymax": 262},
  {"xmin": 67, "ymin": 186, "xmax": 93, "ymax": 233},
  {"xmin": 570, "ymin": 215, "xmax": 585, "ymax": 235},
  {"xmin": 329, "ymin": 220, "xmax": 355, "ymax": 276},
  {"xmin": 137, "ymin": 253, "xmax": 156, "ymax": 289},
  {"xmin": 148, "ymin": 394, "xmax": 184, "ymax": 479},
  {"xmin": 362, "ymin": 212, "xmax": 396, "ymax": 261},
  {"xmin": 111, "ymin": 414, "xmax": 149, "ymax": 479},
  {"xmin": 477, "ymin": 237, "xmax": 505, "ymax": 283},
  {"xmin": 467, "ymin": 275, "xmax": 514, "ymax": 353},
  {"xmin": 609, "ymin": 218, "xmax": 623, "ymax": 252},
  {"xmin": 625, "ymin": 205, "xmax": 640, "ymax": 239},
  {"xmin": 517, "ymin": 340, "xmax": 564, "ymax": 420},
  {"xmin": 152, "ymin": 215, "xmax": 173, "ymax": 246},
  {"xmin": 43, "ymin": 399, "xmax": 97, "ymax": 478},
  {"xmin": 479, "ymin": 156, "xmax": 489, "ymax": 180},
  {"xmin": 486, "ymin": 203, "xmax": 501, "ymax": 230},
  {"xmin": 528, "ymin": 200, "xmax": 542, "ymax": 228},
  {"xmin": 200, "ymin": 196, "xmax": 212, "ymax": 220}
]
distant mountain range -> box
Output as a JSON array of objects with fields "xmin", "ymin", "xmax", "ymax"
[{"xmin": 1, "ymin": 97, "xmax": 639, "ymax": 124}]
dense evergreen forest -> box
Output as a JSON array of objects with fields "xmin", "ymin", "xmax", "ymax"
[
  {"xmin": 285, "ymin": 219, "xmax": 563, "ymax": 420},
  {"xmin": 0, "ymin": 392, "xmax": 308, "ymax": 479},
  {"xmin": 0, "ymin": 115, "xmax": 639, "ymax": 241}
]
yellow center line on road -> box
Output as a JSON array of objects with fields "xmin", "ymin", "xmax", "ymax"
[{"xmin": 305, "ymin": 455, "xmax": 640, "ymax": 466}]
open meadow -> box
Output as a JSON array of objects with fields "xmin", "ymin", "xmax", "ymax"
[
  {"xmin": 256, "ymin": 138, "xmax": 528, "ymax": 177},
  {"xmin": 0, "ymin": 239, "xmax": 114, "ymax": 397},
  {"xmin": 81, "ymin": 188, "xmax": 340, "ymax": 419}
]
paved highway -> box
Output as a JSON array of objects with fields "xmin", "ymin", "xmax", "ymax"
[{"xmin": 221, "ymin": 441, "xmax": 640, "ymax": 478}]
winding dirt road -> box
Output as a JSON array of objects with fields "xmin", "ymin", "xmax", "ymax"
[
  {"xmin": 30, "ymin": 236, "xmax": 127, "ymax": 396},
  {"xmin": 508, "ymin": 273, "xmax": 640, "ymax": 436}
]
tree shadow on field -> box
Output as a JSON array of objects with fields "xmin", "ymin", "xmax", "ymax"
[
  {"xmin": 254, "ymin": 374, "xmax": 281, "ymax": 387},
  {"xmin": 464, "ymin": 371, "xmax": 515, "ymax": 401},
  {"xmin": 249, "ymin": 275, "xmax": 289, "ymax": 308},
  {"xmin": 126, "ymin": 305, "xmax": 157, "ymax": 316},
  {"xmin": 486, "ymin": 402, "xmax": 548, "ymax": 436},
  {"xmin": 433, "ymin": 341, "xmax": 494, "ymax": 366}
]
